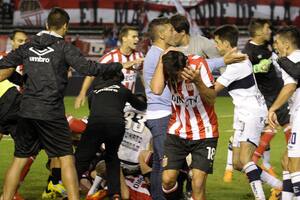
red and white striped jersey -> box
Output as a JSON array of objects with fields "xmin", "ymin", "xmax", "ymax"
[
  {"xmin": 168, "ymin": 55, "xmax": 219, "ymax": 140},
  {"xmin": 99, "ymin": 48, "xmax": 144, "ymax": 92}
]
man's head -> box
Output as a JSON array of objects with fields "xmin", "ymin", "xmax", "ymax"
[
  {"xmin": 148, "ymin": 17, "xmax": 176, "ymax": 46},
  {"xmin": 118, "ymin": 25, "xmax": 139, "ymax": 50},
  {"xmin": 214, "ymin": 25, "xmax": 239, "ymax": 56},
  {"xmin": 248, "ymin": 19, "xmax": 272, "ymax": 42},
  {"xmin": 170, "ymin": 14, "xmax": 190, "ymax": 46},
  {"xmin": 162, "ymin": 50, "xmax": 187, "ymax": 84},
  {"xmin": 273, "ymin": 26, "xmax": 300, "ymax": 57},
  {"xmin": 46, "ymin": 7, "xmax": 70, "ymax": 36},
  {"xmin": 10, "ymin": 29, "xmax": 27, "ymax": 50}
]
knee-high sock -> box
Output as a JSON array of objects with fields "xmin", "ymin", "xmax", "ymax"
[
  {"xmin": 291, "ymin": 172, "xmax": 300, "ymax": 199},
  {"xmin": 226, "ymin": 137, "xmax": 233, "ymax": 171},
  {"xmin": 257, "ymin": 166, "xmax": 282, "ymax": 189},
  {"xmin": 162, "ymin": 182, "xmax": 180, "ymax": 200},
  {"xmin": 19, "ymin": 156, "xmax": 35, "ymax": 183},
  {"xmin": 282, "ymin": 171, "xmax": 294, "ymax": 200},
  {"xmin": 88, "ymin": 175, "xmax": 103, "ymax": 195},
  {"xmin": 243, "ymin": 162, "xmax": 265, "ymax": 200},
  {"xmin": 262, "ymin": 147, "xmax": 271, "ymax": 169},
  {"xmin": 252, "ymin": 129, "xmax": 275, "ymax": 163}
]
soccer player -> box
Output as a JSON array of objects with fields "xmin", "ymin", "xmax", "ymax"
[
  {"xmin": 269, "ymin": 26, "xmax": 300, "ymax": 200},
  {"xmin": 214, "ymin": 25, "xmax": 282, "ymax": 200},
  {"xmin": 74, "ymin": 25, "xmax": 144, "ymax": 109},
  {"xmin": 243, "ymin": 19, "xmax": 291, "ymax": 169},
  {"xmin": 169, "ymin": 14, "xmax": 247, "ymax": 72},
  {"xmin": 0, "ymin": 7, "xmax": 120, "ymax": 200},
  {"xmin": 75, "ymin": 63, "xmax": 147, "ymax": 200},
  {"xmin": 151, "ymin": 49, "xmax": 218, "ymax": 200}
]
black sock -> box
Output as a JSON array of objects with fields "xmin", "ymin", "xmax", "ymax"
[{"xmin": 51, "ymin": 168, "xmax": 61, "ymax": 184}]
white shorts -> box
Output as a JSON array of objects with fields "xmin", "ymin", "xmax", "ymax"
[
  {"xmin": 232, "ymin": 110, "xmax": 266, "ymax": 148},
  {"xmin": 288, "ymin": 108, "xmax": 300, "ymax": 157}
]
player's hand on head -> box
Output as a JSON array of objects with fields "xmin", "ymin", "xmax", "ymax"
[
  {"xmin": 74, "ymin": 94, "xmax": 86, "ymax": 109},
  {"xmin": 268, "ymin": 110, "xmax": 279, "ymax": 129},
  {"xmin": 224, "ymin": 47, "xmax": 247, "ymax": 65},
  {"xmin": 181, "ymin": 67, "xmax": 201, "ymax": 83}
]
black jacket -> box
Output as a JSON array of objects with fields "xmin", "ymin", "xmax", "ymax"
[
  {"xmin": 0, "ymin": 31, "xmax": 119, "ymax": 120},
  {"xmin": 89, "ymin": 82, "xmax": 147, "ymax": 122}
]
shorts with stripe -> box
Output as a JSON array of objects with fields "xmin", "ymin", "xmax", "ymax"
[{"xmin": 163, "ymin": 134, "xmax": 218, "ymax": 174}]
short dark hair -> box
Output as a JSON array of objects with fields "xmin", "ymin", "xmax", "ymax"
[
  {"xmin": 170, "ymin": 14, "xmax": 190, "ymax": 35},
  {"xmin": 148, "ymin": 17, "xmax": 170, "ymax": 41},
  {"xmin": 248, "ymin": 19, "xmax": 271, "ymax": 37},
  {"xmin": 162, "ymin": 51, "xmax": 187, "ymax": 91},
  {"xmin": 118, "ymin": 25, "xmax": 138, "ymax": 43},
  {"xmin": 214, "ymin": 25, "xmax": 239, "ymax": 47},
  {"xmin": 10, "ymin": 29, "xmax": 27, "ymax": 40},
  {"xmin": 276, "ymin": 26, "xmax": 300, "ymax": 49},
  {"xmin": 47, "ymin": 7, "xmax": 70, "ymax": 30}
]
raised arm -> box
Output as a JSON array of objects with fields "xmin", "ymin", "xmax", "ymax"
[
  {"xmin": 64, "ymin": 44, "xmax": 117, "ymax": 76},
  {"xmin": 181, "ymin": 66, "xmax": 217, "ymax": 106}
]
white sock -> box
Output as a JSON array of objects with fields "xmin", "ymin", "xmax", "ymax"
[
  {"xmin": 88, "ymin": 175, "xmax": 102, "ymax": 195},
  {"xmin": 226, "ymin": 148, "xmax": 233, "ymax": 170},
  {"xmin": 226, "ymin": 137, "xmax": 233, "ymax": 171},
  {"xmin": 291, "ymin": 172, "xmax": 300, "ymax": 198},
  {"xmin": 243, "ymin": 162, "xmax": 266, "ymax": 200},
  {"xmin": 262, "ymin": 149, "xmax": 271, "ymax": 169},
  {"xmin": 282, "ymin": 171, "xmax": 294, "ymax": 200},
  {"xmin": 260, "ymin": 170, "xmax": 282, "ymax": 189}
]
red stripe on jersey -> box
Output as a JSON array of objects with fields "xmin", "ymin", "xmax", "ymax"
[
  {"xmin": 195, "ymin": 59, "xmax": 219, "ymax": 138},
  {"xmin": 173, "ymin": 83, "xmax": 184, "ymax": 137},
  {"xmin": 181, "ymin": 82, "xmax": 193, "ymax": 140}
]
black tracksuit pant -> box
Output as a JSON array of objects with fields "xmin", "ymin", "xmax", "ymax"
[{"xmin": 75, "ymin": 117, "xmax": 125, "ymax": 197}]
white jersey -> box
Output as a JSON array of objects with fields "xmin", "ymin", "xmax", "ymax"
[
  {"xmin": 118, "ymin": 107, "xmax": 152, "ymax": 167},
  {"xmin": 281, "ymin": 50, "xmax": 300, "ymax": 118},
  {"xmin": 217, "ymin": 59, "xmax": 267, "ymax": 117}
]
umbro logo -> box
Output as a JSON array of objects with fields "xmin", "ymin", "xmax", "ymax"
[
  {"xmin": 29, "ymin": 47, "xmax": 54, "ymax": 63},
  {"xmin": 29, "ymin": 47, "xmax": 54, "ymax": 56}
]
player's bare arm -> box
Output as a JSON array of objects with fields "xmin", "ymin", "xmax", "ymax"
[
  {"xmin": 150, "ymin": 55, "xmax": 165, "ymax": 95},
  {"xmin": 74, "ymin": 76, "xmax": 95, "ymax": 109},
  {"xmin": 0, "ymin": 68, "xmax": 15, "ymax": 82},
  {"xmin": 122, "ymin": 58, "xmax": 144, "ymax": 69},
  {"xmin": 214, "ymin": 81, "xmax": 226, "ymax": 94},
  {"xmin": 268, "ymin": 83, "xmax": 297, "ymax": 128},
  {"xmin": 181, "ymin": 67, "xmax": 216, "ymax": 105}
]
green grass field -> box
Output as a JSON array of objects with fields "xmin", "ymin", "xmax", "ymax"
[{"xmin": 0, "ymin": 97, "xmax": 286, "ymax": 200}]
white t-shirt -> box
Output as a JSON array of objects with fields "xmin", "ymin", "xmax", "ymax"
[
  {"xmin": 281, "ymin": 50, "xmax": 300, "ymax": 117},
  {"xmin": 217, "ymin": 59, "xmax": 267, "ymax": 117}
]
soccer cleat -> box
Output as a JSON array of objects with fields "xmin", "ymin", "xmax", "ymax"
[
  {"xmin": 223, "ymin": 169, "xmax": 233, "ymax": 183},
  {"xmin": 268, "ymin": 188, "xmax": 281, "ymax": 200},
  {"xmin": 86, "ymin": 189, "xmax": 108, "ymax": 200},
  {"xmin": 261, "ymin": 165, "xmax": 277, "ymax": 177},
  {"xmin": 13, "ymin": 193, "xmax": 24, "ymax": 200},
  {"xmin": 48, "ymin": 181, "xmax": 67, "ymax": 197}
]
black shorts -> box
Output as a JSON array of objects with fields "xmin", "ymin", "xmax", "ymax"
[
  {"xmin": 265, "ymin": 94, "xmax": 290, "ymax": 126},
  {"xmin": 14, "ymin": 117, "xmax": 73, "ymax": 158},
  {"xmin": 163, "ymin": 134, "xmax": 218, "ymax": 174}
]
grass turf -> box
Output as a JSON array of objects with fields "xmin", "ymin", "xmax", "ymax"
[{"xmin": 0, "ymin": 96, "xmax": 286, "ymax": 199}]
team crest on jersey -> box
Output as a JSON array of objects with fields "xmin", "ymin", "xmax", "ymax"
[
  {"xmin": 162, "ymin": 155, "xmax": 168, "ymax": 168},
  {"xmin": 186, "ymin": 83, "xmax": 194, "ymax": 91}
]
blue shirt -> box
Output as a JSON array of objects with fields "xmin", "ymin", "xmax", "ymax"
[{"xmin": 143, "ymin": 45, "xmax": 172, "ymax": 117}]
